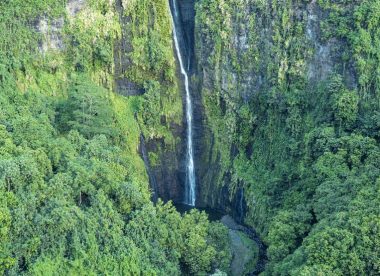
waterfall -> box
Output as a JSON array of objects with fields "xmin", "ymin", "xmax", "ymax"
[{"xmin": 169, "ymin": 0, "xmax": 196, "ymax": 206}]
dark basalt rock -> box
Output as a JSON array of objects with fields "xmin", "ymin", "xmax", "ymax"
[
  {"xmin": 146, "ymin": 135, "xmax": 185, "ymax": 203},
  {"xmin": 139, "ymin": 134, "xmax": 158, "ymax": 203},
  {"xmin": 177, "ymin": 0, "xmax": 196, "ymax": 73}
]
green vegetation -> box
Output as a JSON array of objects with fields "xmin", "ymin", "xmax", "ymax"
[
  {"xmin": 123, "ymin": 0, "xmax": 183, "ymax": 144},
  {"xmin": 196, "ymin": 0, "xmax": 380, "ymax": 274},
  {"xmin": 0, "ymin": 0, "xmax": 230, "ymax": 275},
  {"xmin": 3, "ymin": 0, "xmax": 380, "ymax": 274}
]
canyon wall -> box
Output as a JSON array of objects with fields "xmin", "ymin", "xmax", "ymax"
[
  {"xmin": 194, "ymin": 0, "xmax": 361, "ymax": 218},
  {"xmin": 194, "ymin": 0, "xmax": 380, "ymax": 274}
]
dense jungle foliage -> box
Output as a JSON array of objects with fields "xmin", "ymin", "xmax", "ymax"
[
  {"xmin": 195, "ymin": 0, "xmax": 380, "ymax": 275},
  {"xmin": 2, "ymin": 0, "xmax": 380, "ymax": 275},
  {"xmin": 0, "ymin": 0, "xmax": 231, "ymax": 275}
]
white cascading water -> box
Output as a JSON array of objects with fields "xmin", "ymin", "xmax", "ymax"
[{"xmin": 169, "ymin": 0, "xmax": 196, "ymax": 206}]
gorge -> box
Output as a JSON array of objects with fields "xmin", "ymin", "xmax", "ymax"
[{"xmin": 1, "ymin": 0, "xmax": 380, "ymax": 275}]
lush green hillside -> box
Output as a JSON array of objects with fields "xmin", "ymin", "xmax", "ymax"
[
  {"xmin": 2, "ymin": 0, "xmax": 380, "ymax": 275},
  {"xmin": 0, "ymin": 0, "xmax": 231, "ymax": 274}
]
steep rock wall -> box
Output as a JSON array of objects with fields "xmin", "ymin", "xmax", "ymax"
[
  {"xmin": 115, "ymin": 0, "xmax": 186, "ymax": 203},
  {"xmin": 195, "ymin": 1, "xmax": 380, "ymax": 273},
  {"xmin": 194, "ymin": 0, "xmax": 359, "ymax": 222}
]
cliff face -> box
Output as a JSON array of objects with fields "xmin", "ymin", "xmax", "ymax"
[
  {"xmin": 194, "ymin": 0, "xmax": 360, "ymax": 219},
  {"xmin": 134, "ymin": 0, "xmax": 197, "ymax": 204},
  {"xmin": 113, "ymin": 0, "xmax": 186, "ymax": 203},
  {"xmin": 194, "ymin": 1, "xmax": 380, "ymax": 273}
]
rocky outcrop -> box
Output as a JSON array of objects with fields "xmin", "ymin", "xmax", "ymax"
[
  {"xmin": 36, "ymin": 17, "xmax": 65, "ymax": 53},
  {"xmin": 306, "ymin": 0, "xmax": 357, "ymax": 89},
  {"xmin": 113, "ymin": 0, "xmax": 144, "ymax": 96},
  {"xmin": 66, "ymin": 0, "xmax": 86, "ymax": 17},
  {"xmin": 306, "ymin": 0, "xmax": 333, "ymax": 82},
  {"xmin": 36, "ymin": 0, "xmax": 87, "ymax": 54}
]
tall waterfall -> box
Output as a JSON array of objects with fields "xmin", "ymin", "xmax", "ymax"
[{"xmin": 169, "ymin": 0, "xmax": 196, "ymax": 206}]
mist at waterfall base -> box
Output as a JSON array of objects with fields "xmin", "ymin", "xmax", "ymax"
[{"xmin": 170, "ymin": 0, "xmax": 196, "ymax": 206}]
